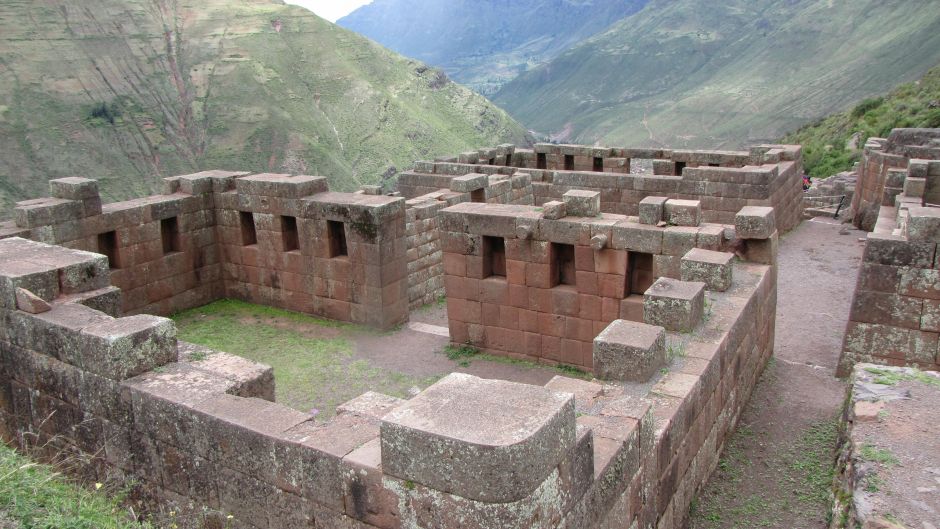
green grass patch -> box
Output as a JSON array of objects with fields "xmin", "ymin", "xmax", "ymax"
[
  {"xmin": 863, "ymin": 366, "xmax": 940, "ymax": 388},
  {"xmin": 783, "ymin": 66, "xmax": 940, "ymax": 178},
  {"xmin": 859, "ymin": 443, "xmax": 899, "ymax": 466},
  {"xmin": 0, "ymin": 443, "xmax": 143, "ymax": 529},
  {"xmin": 173, "ymin": 299, "xmax": 439, "ymax": 418},
  {"xmin": 440, "ymin": 344, "xmax": 592, "ymax": 380}
]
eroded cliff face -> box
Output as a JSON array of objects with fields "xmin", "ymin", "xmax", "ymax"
[{"xmin": 0, "ymin": 0, "xmax": 527, "ymax": 213}]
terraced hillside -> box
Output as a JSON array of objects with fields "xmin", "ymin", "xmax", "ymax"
[
  {"xmin": 493, "ymin": 0, "xmax": 940, "ymax": 149},
  {"xmin": 338, "ymin": 0, "xmax": 647, "ymax": 95},
  {"xmin": 0, "ymin": 0, "xmax": 527, "ymax": 213}
]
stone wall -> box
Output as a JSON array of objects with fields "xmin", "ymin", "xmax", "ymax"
[
  {"xmin": 839, "ymin": 155, "xmax": 940, "ymax": 375},
  {"xmin": 849, "ymin": 129, "xmax": 940, "ymax": 231},
  {"xmin": 1, "ymin": 173, "xmax": 408, "ymax": 330},
  {"xmin": 0, "ymin": 223, "xmax": 778, "ymax": 529},
  {"xmin": 398, "ymin": 143, "xmax": 804, "ymax": 232},
  {"xmin": 437, "ymin": 190, "xmax": 752, "ymax": 371}
]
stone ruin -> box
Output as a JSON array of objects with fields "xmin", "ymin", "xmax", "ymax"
[
  {"xmin": 0, "ymin": 142, "xmax": 798, "ymax": 528},
  {"xmin": 839, "ymin": 129, "xmax": 940, "ymax": 375}
]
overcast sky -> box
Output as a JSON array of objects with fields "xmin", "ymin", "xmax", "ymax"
[{"xmin": 285, "ymin": 0, "xmax": 373, "ymax": 22}]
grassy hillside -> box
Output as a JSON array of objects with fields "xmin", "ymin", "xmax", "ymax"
[
  {"xmin": 783, "ymin": 66, "xmax": 940, "ymax": 178},
  {"xmin": 0, "ymin": 0, "xmax": 527, "ymax": 214},
  {"xmin": 493, "ymin": 0, "xmax": 940, "ymax": 150},
  {"xmin": 338, "ymin": 0, "xmax": 647, "ymax": 96}
]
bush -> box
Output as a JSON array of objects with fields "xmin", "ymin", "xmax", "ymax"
[{"xmin": 851, "ymin": 97, "xmax": 884, "ymax": 118}]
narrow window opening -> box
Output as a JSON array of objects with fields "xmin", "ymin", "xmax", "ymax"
[
  {"xmin": 482, "ymin": 236, "xmax": 506, "ymax": 278},
  {"xmin": 504, "ymin": 154, "xmax": 512, "ymax": 166},
  {"xmin": 160, "ymin": 217, "xmax": 180, "ymax": 255},
  {"xmin": 674, "ymin": 161, "xmax": 687, "ymax": 176},
  {"xmin": 536, "ymin": 153, "xmax": 547, "ymax": 169},
  {"xmin": 328, "ymin": 220, "xmax": 348, "ymax": 258},
  {"xmin": 488, "ymin": 158, "xmax": 496, "ymax": 165},
  {"xmin": 593, "ymin": 157, "xmax": 604, "ymax": 172},
  {"xmin": 626, "ymin": 252, "xmax": 654, "ymax": 295},
  {"xmin": 240, "ymin": 212, "xmax": 257, "ymax": 246},
  {"xmin": 564, "ymin": 154, "xmax": 575, "ymax": 171},
  {"xmin": 281, "ymin": 215, "xmax": 299, "ymax": 252},
  {"xmin": 470, "ymin": 188, "xmax": 486, "ymax": 203},
  {"xmin": 551, "ymin": 243, "xmax": 576, "ymax": 287},
  {"xmin": 97, "ymin": 231, "xmax": 120, "ymax": 269}
]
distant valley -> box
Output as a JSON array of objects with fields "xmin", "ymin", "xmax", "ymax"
[{"xmin": 338, "ymin": 0, "xmax": 647, "ymax": 96}]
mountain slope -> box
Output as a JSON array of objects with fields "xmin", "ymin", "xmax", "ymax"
[
  {"xmin": 783, "ymin": 66, "xmax": 940, "ymax": 178},
  {"xmin": 338, "ymin": 0, "xmax": 647, "ymax": 95},
  {"xmin": 493, "ymin": 0, "xmax": 940, "ymax": 149},
  {"xmin": 0, "ymin": 0, "xmax": 527, "ymax": 212}
]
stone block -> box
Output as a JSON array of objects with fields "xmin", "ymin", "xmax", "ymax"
[
  {"xmin": 908, "ymin": 159, "xmax": 929, "ymax": 178},
  {"xmin": 903, "ymin": 177, "xmax": 926, "ymax": 198},
  {"xmin": 79, "ymin": 315, "xmax": 178, "ymax": 380},
  {"xmin": 643, "ymin": 278, "xmax": 705, "ymax": 332},
  {"xmin": 611, "ymin": 222, "xmax": 663, "ymax": 253},
  {"xmin": 863, "ymin": 232, "xmax": 935, "ymax": 268},
  {"xmin": 593, "ymin": 320, "xmax": 666, "ymax": 382},
  {"xmin": 15, "ymin": 287, "xmax": 51, "ymax": 313},
  {"xmin": 542, "ymin": 200, "xmax": 567, "ymax": 220},
  {"xmin": 639, "ymin": 196, "xmax": 667, "ymax": 225},
  {"xmin": 734, "ymin": 206, "xmax": 775, "ymax": 239},
  {"xmin": 906, "ymin": 207, "xmax": 940, "ymax": 242},
  {"xmin": 0, "ymin": 258, "xmax": 59, "ymax": 308},
  {"xmin": 381, "ymin": 372, "xmax": 575, "ymax": 503},
  {"xmin": 450, "ymin": 173, "xmax": 487, "ymax": 193},
  {"xmin": 680, "ymin": 248, "xmax": 734, "ymax": 291},
  {"xmin": 664, "ymin": 199, "xmax": 702, "ymax": 227},
  {"xmin": 49, "ymin": 177, "xmax": 100, "ymax": 201},
  {"xmin": 563, "ymin": 190, "xmax": 600, "ymax": 217},
  {"xmin": 360, "ymin": 185, "xmax": 383, "ymax": 195}
]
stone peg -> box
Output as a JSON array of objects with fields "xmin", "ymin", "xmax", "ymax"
[
  {"xmin": 516, "ymin": 222, "xmax": 535, "ymax": 240},
  {"xmin": 590, "ymin": 233, "xmax": 608, "ymax": 251}
]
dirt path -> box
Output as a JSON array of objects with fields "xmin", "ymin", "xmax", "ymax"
[{"xmin": 689, "ymin": 217, "xmax": 867, "ymax": 529}]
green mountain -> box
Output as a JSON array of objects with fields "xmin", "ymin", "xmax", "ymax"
[
  {"xmin": 784, "ymin": 66, "xmax": 940, "ymax": 178},
  {"xmin": 0, "ymin": 0, "xmax": 527, "ymax": 213},
  {"xmin": 493, "ymin": 0, "xmax": 940, "ymax": 149},
  {"xmin": 338, "ymin": 0, "xmax": 647, "ymax": 96}
]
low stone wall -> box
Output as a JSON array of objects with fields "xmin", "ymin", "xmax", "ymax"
[
  {"xmin": 398, "ymin": 143, "xmax": 804, "ymax": 233},
  {"xmin": 1, "ymin": 172, "xmax": 409, "ymax": 330},
  {"xmin": 850, "ymin": 129, "xmax": 940, "ymax": 231},
  {"xmin": 0, "ymin": 229, "xmax": 778, "ymax": 529},
  {"xmin": 830, "ymin": 364, "xmax": 940, "ymax": 529},
  {"xmin": 839, "ymin": 153, "xmax": 940, "ymax": 376},
  {"xmin": 405, "ymin": 195, "xmax": 447, "ymax": 309}
]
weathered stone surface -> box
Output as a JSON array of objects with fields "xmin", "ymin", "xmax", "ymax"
[
  {"xmin": 664, "ymin": 199, "xmax": 702, "ymax": 227},
  {"xmin": 643, "ymin": 278, "xmax": 705, "ymax": 332},
  {"xmin": 905, "ymin": 206, "xmax": 940, "ymax": 242},
  {"xmin": 563, "ymin": 190, "xmax": 600, "ymax": 217},
  {"xmin": 593, "ymin": 320, "xmax": 666, "ymax": 382},
  {"xmin": 49, "ymin": 177, "xmax": 100, "ymax": 200},
  {"xmin": 15, "ymin": 287, "xmax": 51, "ymax": 313},
  {"xmin": 680, "ymin": 248, "xmax": 734, "ymax": 291},
  {"xmin": 735, "ymin": 206, "xmax": 776, "ymax": 239},
  {"xmin": 638, "ymin": 196, "xmax": 667, "ymax": 225},
  {"xmin": 450, "ymin": 173, "xmax": 488, "ymax": 193},
  {"xmin": 542, "ymin": 200, "xmax": 567, "ymax": 220},
  {"xmin": 79, "ymin": 315, "xmax": 178, "ymax": 380},
  {"xmin": 380, "ymin": 372, "xmax": 575, "ymax": 503}
]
